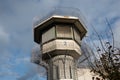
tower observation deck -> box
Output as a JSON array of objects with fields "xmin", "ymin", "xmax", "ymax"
[{"xmin": 33, "ymin": 8, "xmax": 87, "ymax": 80}]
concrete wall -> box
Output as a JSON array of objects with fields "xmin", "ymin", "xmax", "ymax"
[{"xmin": 77, "ymin": 68, "xmax": 103, "ymax": 80}]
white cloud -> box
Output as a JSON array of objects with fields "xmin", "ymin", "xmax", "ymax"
[
  {"xmin": 0, "ymin": 0, "xmax": 60, "ymax": 52},
  {"xmin": 15, "ymin": 57, "xmax": 30, "ymax": 65},
  {"xmin": 0, "ymin": 26, "xmax": 9, "ymax": 47}
]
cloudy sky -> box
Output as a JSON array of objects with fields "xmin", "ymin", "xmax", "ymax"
[{"xmin": 0, "ymin": 0, "xmax": 120, "ymax": 80}]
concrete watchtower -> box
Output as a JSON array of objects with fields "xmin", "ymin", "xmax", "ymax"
[{"xmin": 33, "ymin": 8, "xmax": 87, "ymax": 80}]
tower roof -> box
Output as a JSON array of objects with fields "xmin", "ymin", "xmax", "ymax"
[{"xmin": 34, "ymin": 15, "xmax": 87, "ymax": 44}]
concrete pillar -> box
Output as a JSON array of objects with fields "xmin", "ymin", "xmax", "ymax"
[{"xmin": 47, "ymin": 55, "xmax": 78, "ymax": 80}]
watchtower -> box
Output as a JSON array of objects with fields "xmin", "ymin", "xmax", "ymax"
[{"xmin": 33, "ymin": 8, "xmax": 87, "ymax": 80}]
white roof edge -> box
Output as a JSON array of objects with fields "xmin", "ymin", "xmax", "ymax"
[
  {"xmin": 34, "ymin": 15, "xmax": 79, "ymax": 28},
  {"xmin": 52, "ymin": 15, "xmax": 78, "ymax": 19}
]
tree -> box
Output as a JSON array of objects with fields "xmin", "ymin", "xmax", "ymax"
[
  {"xmin": 84, "ymin": 19, "xmax": 120, "ymax": 80},
  {"xmin": 90, "ymin": 43, "xmax": 120, "ymax": 80}
]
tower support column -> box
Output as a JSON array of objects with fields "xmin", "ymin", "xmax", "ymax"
[{"xmin": 47, "ymin": 55, "xmax": 78, "ymax": 80}]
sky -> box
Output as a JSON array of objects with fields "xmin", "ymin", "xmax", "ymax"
[{"xmin": 0, "ymin": 0, "xmax": 120, "ymax": 80}]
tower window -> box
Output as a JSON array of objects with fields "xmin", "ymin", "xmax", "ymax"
[
  {"xmin": 56, "ymin": 25, "xmax": 73, "ymax": 39},
  {"xmin": 42, "ymin": 27, "xmax": 55, "ymax": 43}
]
